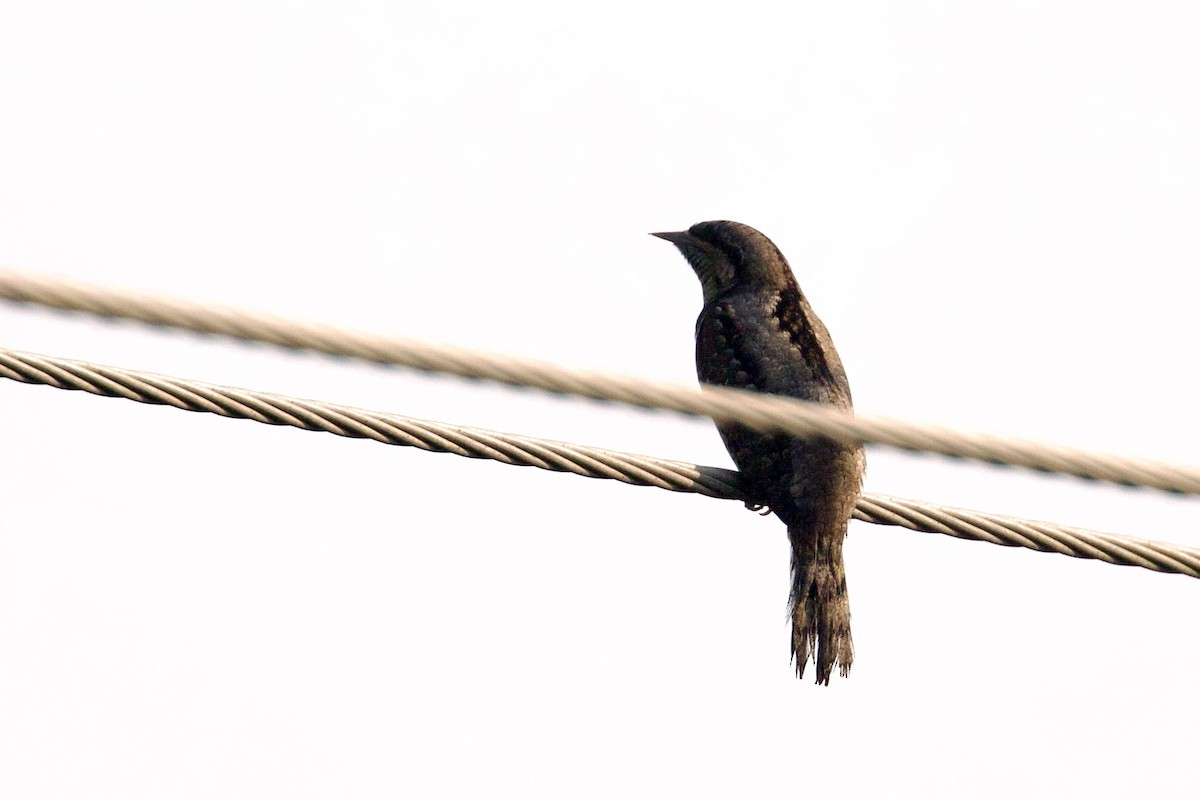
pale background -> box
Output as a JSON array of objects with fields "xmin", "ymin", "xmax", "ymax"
[{"xmin": 1, "ymin": 2, "xmax": 1197, "ymax": 798}]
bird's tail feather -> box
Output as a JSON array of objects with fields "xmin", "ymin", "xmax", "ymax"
[{"xmin": 789, "ymin": 525, "xmax": 853, "ymax": 685}]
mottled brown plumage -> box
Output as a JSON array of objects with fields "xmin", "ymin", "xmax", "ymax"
[{"xmin": 653, "ymin": 221, "xmax": 864, "ymax": 684}]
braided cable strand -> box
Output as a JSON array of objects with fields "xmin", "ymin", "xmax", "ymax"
[
  {"xmin": 0, "ymin": 347, "xmax": 745, "ymax": 498},
  {"xmin": 852, "ymin": 496, "xmax": 1200, "ymax": 577},
  {"xmin": 1, "ymin": 347, "xmax": 1197, "ymax": 579},
  {"xmin": 2, "ymin": 267, "xmax": 1198, "ymax": 494}
]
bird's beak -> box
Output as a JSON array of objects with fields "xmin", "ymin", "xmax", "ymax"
[{"xmin": 650, "ymin": 230, "xmax": 692, "ymax": 246}]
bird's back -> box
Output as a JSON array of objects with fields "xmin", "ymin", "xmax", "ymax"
[{"xmin": 694, "ymin": 285, "xmax": 862, "ymax": 530}]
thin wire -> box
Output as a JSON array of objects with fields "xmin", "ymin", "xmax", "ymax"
[
  {"xmin": 2, "ymin": 267, "xmax": 1197, "ymax": 495},
  {"xmin": 1, "ymin": 346, "xmax": 1196, "ymax": 579}
]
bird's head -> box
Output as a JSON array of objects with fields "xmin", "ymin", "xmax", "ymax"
[{"xmin": 651, "ymin": 220, "xmax": 793, "ymax": 304}]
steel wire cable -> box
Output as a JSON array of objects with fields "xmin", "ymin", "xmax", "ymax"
[
  {"xmin": 2, "ymin": 267, "xmax": 1197, "ymax": 494},
  {"xmin": 1, "ymin": 346, "xmax": 1196, "ymax": 579}
]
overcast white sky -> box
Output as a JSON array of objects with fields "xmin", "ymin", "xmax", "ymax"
[{"xmin": 2, "ymin": 2, "xmax": 1198, "ymax": 797}]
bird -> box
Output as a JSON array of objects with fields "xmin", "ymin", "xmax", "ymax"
[{"xmin": 652, "ymin": 221, "xmax": 864, "ymax": 685}]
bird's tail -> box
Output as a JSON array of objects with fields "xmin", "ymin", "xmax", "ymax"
[{"xmin": 788, "ymin": 523, "xmax": 853, "ymax": 685}]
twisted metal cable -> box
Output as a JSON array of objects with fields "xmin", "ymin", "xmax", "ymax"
[
  {"xmin": 4, "ymin": 268, "xmax": 1199, "ymax": 495},
  {"xmin": 852, "ymin": 495, "xmax": 1200, "ymax": 577},
  {"xmin": 1, "ymin": 346, "xmax": 1196, "ymax": 579}
]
